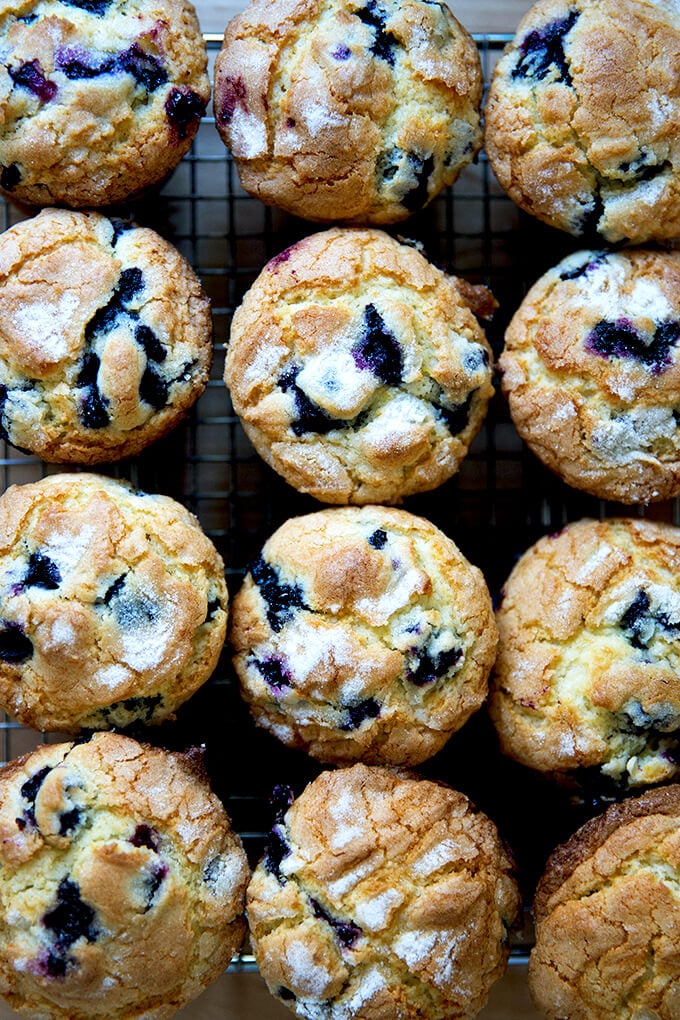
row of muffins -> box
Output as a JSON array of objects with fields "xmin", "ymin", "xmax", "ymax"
[
  {"xmin": 4, "ymin": 469, "xmax": 680, "ymax": 800},
  {"xmin": 2, "ymin": 0, "xmax": 680, "ymax": 245},
  {"xmin": 2, "ymin": 209, "xmax": 680, "ymax": 508},
  {"xmin": 0, "ymin": 731, "xmax": 678, "ymax": 1020}
]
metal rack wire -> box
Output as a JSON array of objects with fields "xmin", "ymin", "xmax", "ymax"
[{"xmin": 0, "ymin": 35, "xmax": 674, "ymax": 966}]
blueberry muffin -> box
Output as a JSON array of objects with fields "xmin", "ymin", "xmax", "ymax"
[
  {"xmin": 529, "ymin": 785, "xmax": 680, "ymax": 1020},
  {"xmin": 490, "ymin": 517, "xmax": 680, "ymax": 790},
  {"xmin": 230, "ymin": 505, "xmax": 498, "ymax": 766},
  {"xmin": 0, "ymin": 472, "xmax": 228, "ymax": 733},
  {"xmin": 0, "ymin": 731, "xmax": 249, "ymax": 1020},
  {"xmin": 247, "ymin": 764, "xmax": 519, "ymax": 1020},
  {"xmin": 484, "ymin": 0, "xmax": 680, "ymax": 243},
  {"xmin": 0, "ymin": 0, "xmax": 210, "ymax": 208},
  {"xmin": 0, "ymin": 209, "xmax": 212, "ymax": 464},
  {"xmin": 214, "ymin": 0, "xmax": 482, "ymax": 224},
  {"xmin": 224, "ymin": 227, "xmax": 495, "ymax": 504},
  {"xmin": 500, "ymin": 247, "xmax": 680, "ymax": 503}
]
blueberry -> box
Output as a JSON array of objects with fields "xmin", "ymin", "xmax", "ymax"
[
  {"xmin": 0, "ymin": 623, "xmax": 33, "ymax": 663},
  {"xmin": 436, "ymin": 391, "xmax": 473, "ymax": 435},
  {"xmin": 143, "ymin": 862, "xmax": 168, "ymax": 911},
  {"xmin": 619, "ymin": 154, "xmax": 671, "ymax": 183},
  {"xmin": 309, "ymin": 898, "xmax": 362, "ymax": 948},
  {"xmin": 9, "ymin": 60, "xmax": 57, "ymax": 102},
  {"xmin": 331, "ymin": 44, "xmax": 351, "ymax": 60},
  {"xmin": 585, "ymin": 319, "xmax": 680, "ymax": 374},
  {"xmin": 559, "ymin": 253, "xmax": 607, "ymax": 281},
  {"xmin": 101, "ymin": 574, "xmax": 127, "ymax": 606},
  {"xmin": 355, "ymin": 1, "xmax": 399, "ymax": 66},
  {"xmin": 112, "ymin": 590, "xmax": 159, "ymax": 629},
  {"xmin": 58, "ymin": 0, "xmax": 113, "ymax": 12},
  {"xmin": 139, "ymin": 364, "xmax": 169, "ymax": 410},
  {"xmin": 278, "ymin": 365, "xmax": 346, "ymax": 436},
  {"xmin": 353, "ymin": 304, "xmax": 403, "ymax": 385},
  {"xmin": 165, "ymin": 87, "xmax": 205, "ymax": 141},
  {"xmin": 250, "ymin": 556, "xmax": 309, "ymax": 632},
  {"xmin": 368, "ymin": 528, "xmax": 388, "ymax": 550},
  {"xmin": 117, "ymin": 267, "xmax": 144, "ymax": 304},
  {"xmin": 407, "ymin": 644, "xmax": 462, "ymax": 686},
  {"xmin": 577, "ymin": 187, "xmax": 605, "ymax": 237},
  {"xmin": 77, "ymin": 356, "xmax": 110, "ymax": 430},
  {"xmin": 24, "ymin": 552, "xmax": 61, "ymax": 590},
  {"xmin": 511, "ymin": 9, "xmax": 579, "ymax": 83},
  {"xmin": 111, "ymin": 218, "xmax": 134, "ymax": 244},
  {"xmin": 264, "ymin": 825, "xmax": 291, "ymax": 883},
  {"xmin": 58, "ymin": 808, "xmax": 82, "ymax": 837},
  {"xmin": 205, "ymin": 597, "xmax": 221, "ymax": 622},
  {"xmin": 402, "ymin": 152, "xmax": 435, "ymax": 212},
  {"xmin": 620, "ymin": 589, "xmax": 680, "ymax": 650},
  {"xmin": 43, "ymin": 877, "xmax": 98, "ymax": 954},
  {"xmin": 130, "ymin": 824, "xmax": 160, "ymax": 851},
  {"xmin": 252, "ymin": 656, "xmax": 292, "ymax": 693},
  {"xmin": 117, "ymin": 44, "xmax": 168, "ymax": 92},
  {"xmin": 17, "ymin": 765, "xmax": 52, "ymax": 830},
  {"xmin": 341, "ymin": 697, "xmax": 381, "ymax": 731},
  {"xmin": 135, "ymin": 325, "xmax": 166, "ymax": 362},
  {"xmin": 0, "ymin": 163, "xmax": 22, "ymax": 192}
]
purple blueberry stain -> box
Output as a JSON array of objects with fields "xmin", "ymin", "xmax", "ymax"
[
  {"xmin": 58, "ymin": 808, "xmax": 82, "ymax": 837},
  {"xmin": 559, "ymin": 253, "xmax": 608, "ymax": 281},
  {"xmin": 252, "ymin": 655, "xmax": 292, "ymax": 694},
  {"xmin": 620, "ymin": 589, "xmax": 680, "ymax": 650},
  {"xmin": 16, "ymin": 765, "xmax": 52, "ymax": 831},
  {"xmin": 0, "ymin": 623, "xmax": 33, "ymax": 663},
  {"xmin": 353, "ymin": 304, "xmax": 403, "ymax": 385},
  {"xmin": 130, "ymin": 824, "xmax": 160, "ymax": 851},
  {"xmin": 143, "ymin": 862, "xmax": 168, "ymax": 911},
  {"xmin": 59, "ymin": 0, "xmax": 114, "ymax": 13},
  {"xmin": 76, "ymin": 352, "xmax": 110, "ymax": 430},
  {"xmin": 309, "ymin": 898, "xmax": 362, "ymax": 949},
  {"xmin": 585, "ymin": 318, "xmax": 680, "ymax": 374},
  {"xmin": 331, "ymin": 44, "xmax": 352, "ymax": 60},
  {"xmin": 217, "ymin": 74, "xmax": 248, "ymax": 126},
  {"xmin": 165, "ymin": 87, "xmax": 205, "ymax": 142},
  {"xmin": 511, "ymin": 9, "xmax": 579, "ymax": 84},
  {"xmin": 139, "ymin": 364, "xmax": 169, "ymax": 409},
  {"xmin": 56, "ymin": 42, "xmax": 167, "ymax": 92},
  {"xmin": 9, "ymin": 60, "xmax": 57, "ymax": 102}
]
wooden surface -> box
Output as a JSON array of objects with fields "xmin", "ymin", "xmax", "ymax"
[{"xmin": 194, "ymin": 0, "xmax": 534, "ymax": 35}]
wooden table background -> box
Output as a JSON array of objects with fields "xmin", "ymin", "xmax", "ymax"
[{"xmin": 0, "ymin": 2, "xmax": 539, "ymax": 1018}]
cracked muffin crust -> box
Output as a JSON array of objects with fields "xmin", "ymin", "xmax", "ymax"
[
  {"xmin": 247, "ymin": 764, "xmax": 519, "ymax": 1020},
  {"xmin": 0, "ymin": 731, "xmax": 249, "ymax": 1020},
  {"xmin": 224, "ymin": 227, "xmax": 495, "ymax": 505},
  {"xmin": 529, "ymin": 784, "xmax": 680, "ymax": 1020},
  {"xmin": 0, "ymin": 209, "xmax": 212, "ymax": 464},
  {"xmin": 0, "ymin": 0, "xmax": 210, "ymax": 208},
  {"xmin": 500, "ymin": 247, "xmax": 680, "ymax": 503},
  {"xmin": 213, "ymin": 0, "xmax": 482, "ymax": 225},
  {"xmin": 484, "ymin": 0, "xmax": 680, "ymax": 243},
  {"xmin": 490, "ymin": 517, "xmax": 680, "ymax": 790},
  {"xmin": 229, "ymin": 505, "xmax": 498, "ymax": 766},
  {"xmin": 0, "ymin": 472, "xmax": 228, "ymax": 733}
]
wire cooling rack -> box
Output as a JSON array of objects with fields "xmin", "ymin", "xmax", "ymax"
[{"xmin": 0, "ymin": 35, "xmax": 676, "ymax": 962}]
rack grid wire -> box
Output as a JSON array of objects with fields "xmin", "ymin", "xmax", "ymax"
[{"xmin": 0, "ymin": 35, "xmax": 675, "ymax": 965}]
